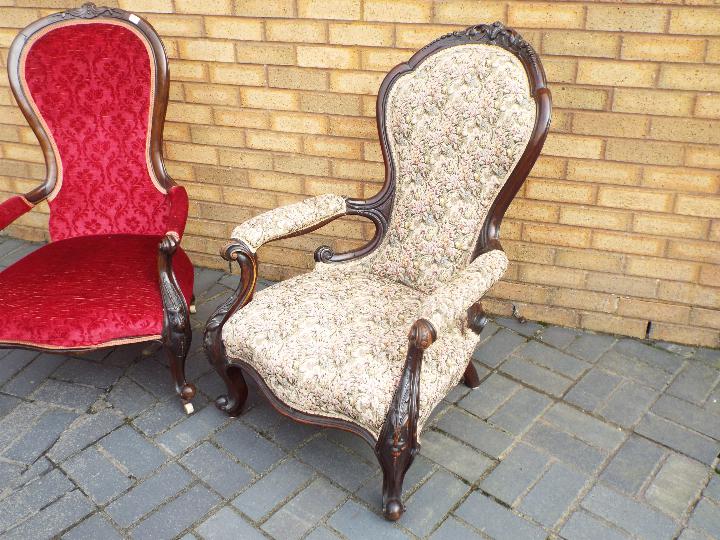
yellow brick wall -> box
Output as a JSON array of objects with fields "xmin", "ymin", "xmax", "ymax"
[{"xmin": 0, "ymin": 0, "xmax": 718, "ymax": 347}]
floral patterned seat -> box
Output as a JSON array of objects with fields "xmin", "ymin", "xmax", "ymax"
[{"xmin": 206, "ymin": 22, "xmax": 551, "ymax": 520}]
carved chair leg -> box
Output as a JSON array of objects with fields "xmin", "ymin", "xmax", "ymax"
[
  {"xmin": 214, "ymin": 364, "xmax": 248, "ymax": 417},
  {"xmin": 163, "ymin": 341, "xmax": 196, "ymax": 415},
  {"xmin": 376, "ymin": 440, "xmax": 415, "ymax": 521},
  {"xmin": 463, "ymin": 361, "xmax": 482, "ymax": 388}
]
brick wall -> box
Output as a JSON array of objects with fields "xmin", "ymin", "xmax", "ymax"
[{"xmin": 0, "ymin": 1, "xmax": 718, "ymax": 347}]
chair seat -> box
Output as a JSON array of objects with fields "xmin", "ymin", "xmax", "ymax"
[
  {"xmin": 222, "ymin": 265, "xmax": 481, "ymax": 439},
  {"xmin": 0, "ymin": 234, "xmax": 193, "ymax": 350}
]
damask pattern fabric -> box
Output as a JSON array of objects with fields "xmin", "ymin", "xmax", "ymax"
[
  {"xmin": 167, "ymin": 186, "xmax": 189, "ymax": 239},
  {"xmin": 419, "ymin": 249, "xmax": 508, "ymax": 333},
  {"xmin": 0, "ymin": 235, "xmax": 194, "ymax": 349},
  {"xmin": 231, "ymin": 193, "xmax": 346, "ymax": 253},
  {"xmin": 0, "ymin": 196, "xmax": 33, "ymax": 232},
  {"xmin": 22, "ymin": 22, "xmax": 170, "ymax": 241},
  {"xmin": 365, "ymin": 44, "xmax": 534, "ymax": 293},
  {"xmin": 223, "ymin": 265, "xmax": 483, "ymax": 438}
]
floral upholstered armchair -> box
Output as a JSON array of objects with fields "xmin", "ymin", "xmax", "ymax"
[
  {"xmin": 205, "ymin": 22, "xmax": 551, "ymax": 519},
  {"xmin": 0, "ymin": 4, "xmax": 197, "ymax": 413}
]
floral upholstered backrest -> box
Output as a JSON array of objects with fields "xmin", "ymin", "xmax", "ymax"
[
  {"xmin": 366, "ymin": 43, "xmax": 536, "ymax": 293},
  {"xmin": 20, "ymin": 20, "xmax": 171, "ymax": 241}
]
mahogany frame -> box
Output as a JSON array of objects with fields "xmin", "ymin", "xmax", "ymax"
[
  {"xmin": 204, "ymin": 21, "xmax": 551, "ymax": 520},
  {"xmin": 1, "ymin": 3, "xmax": 196, "ymax": 411}
]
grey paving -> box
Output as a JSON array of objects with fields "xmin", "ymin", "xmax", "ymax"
[{"xmin": 0, "ymin": 236, "xmax": 717, "ymax": 539}]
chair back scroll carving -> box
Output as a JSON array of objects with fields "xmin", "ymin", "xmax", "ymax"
[
  {"xmin": 7, "ymin": 3, "xmax": 178, "ymax": 241},
  {"xmin": 320, "ymin": 22, "xmax": 551, "ymax": 293}
]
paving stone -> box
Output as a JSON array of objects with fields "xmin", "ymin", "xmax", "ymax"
[
  {"xmin": 328, "ymin": 500, "xmax": 410, "ymax": 540},
  {"xmin": 127, "ymin": 359, "xmax": 176, "ymax": 400},
  {"xmin": 241, "ymin": 401, "xmax": 284, "ymax": 432},
  {"xmin": 645, "ymin": 454, "xmax": 709, "ymax": 518},
  {"xmin": 581, "ymin": 484, "xmax": 679, "ymax": 540},
  {"xmin": 458, "ymin": 373, "xmax": 519, "ymax": 419},
  {"xmin": 53, "ymin": 358, "xmax": 123, "ymax": 389},
  {"xmin": 180, "ymin": 442, "xmax": 253, "ymax": 498},
  {"xmin": 480, "ymin": 443, "xmax": 549, "ymax": 505},
  {"xmin": 0, "ymin": 401, "xmax": 46, "ymax": 448},
  {"xmin": 544, "ymin": 403, "xmax": 626, "ymax": 451},
  {"xmin": 473, "ymin": 329, "xmax": 526, "ymax": 368},
  {"xmin": 106, "ymin": 463, "xmax": 192, "ymax": 528},
  {"xmin": 455, "ymin": 492, "xmax": 545, "ymax": 540},
  {"xmin": 561, "ymin": 510, "xmax": 630, "ymax": 540},
  {"xmin": 214, "ymin": 422, "xmax": 284, "ymax": 474},
  {"xmin": 296, "ymin": 437, "xmax": 376, "ymax": 492},
  {"xmin": 63, "ymin": 514, "xmax": 122, "ymax": 540},
  {"xmin": 436, "ymin": 408, "xmax": 514, "ymax": 458},
  {"xmin": 47, "ymin": 410, "xmax": 125, "ymax": 462},
  {"xmin": 195, "ymin": 506, "xmax": 265, "ymax": 540},
  {"xmin": 516, "ymin": 340, "xmax": 591, "ymax": 379},
  {"xmin": 519, "ymin": 461, "xmax": 587, "ymax": 527},
  {"xmin": 32, "ymin": 380, "xmax": 102, "ymax": 411},
  {"xmin": 636, "ymin": 413, "xmax": 719, "ymax": 465},
  {"xmin": 0, "ymin": 349, "xmax": 37, "ymax": 385},
  {"xmin": 130, "ymin": 484, "xmax": 220, "ymax": 540},
  {"xmin": 600, "ymin": 435, "xmax": 665, "ymax": 495},
  {"xmin": 613, "ymin": 339, "xmax": 684, "ymax": 373},
  {"xmin": 524, "ymin": 423, "xmax": 606, "ymax": 472},
  {"xmin": 325, "ymin": 428, "xmax": 376, "ymax": 464},
  {"xmin": 677, "ymin": 527, "xmax": 714, "ymax": 540},
  {"xmin": 565, "ymin": 333, "xmax": 615, "ymax": 362},
  {"xmin": 565, "ymin": 368, "xmax": 622, "ymax": 412},
  {"xmin": 420, "ymin": 430, "xmax": 493, "ymax": 482},
  {"xmin": 4, "ymin": 489, "xmax": 94, "ymax": 540},
  {"xmin": 101, "ymin": 346, "xmax": 143, "ymax": 368},
  {"xmin": 598, "ymin": 381, "xmax": 659, "ymax": 428},
  {"xmin": 539, "ymin": 326, "xmax": 581, "ymax": 349},
  {"xmin": 668, "ymin": 362, "xmax": 720, "ymax": 405},
  {"xmin": 6, "ymin": 457, "xmax": 53, "ymax": 492},
  {"xmin": 99, "ymin": 426, "xmax": 167, "ymax": 478},
  {"xmin": 402, "ymin": 470, "xmax": 469, "ymax": 537},
  {"xmin": 501, "ymin": 356, "xmax": 573, "ymax": 397},
  {"xmin": 233, "ymin": 458, "xmax": 313, "ymax": 521},
  {"xmin": 598, "ymin": 350, "xmax": 673, "ymax": 390},
  {"xmin": 0, "ymin": 460, "xmax": 22, "ymax": 490},
  {"xmin": 261, "ymin": 478, "xmax": 346, "ymax": 540},
  {"xmin": 496, "ymin": 317, "xmax": 543, "ymax": 337},
  {"xmin": 354, "ymin": 454, "xmax": 435, "ymax": 510},
  {"xmin": 0, "ymin": 468, "xmax": 73, "ymax": 533},
  {"xmin": 489, "ymin": 386, "xmax": 552, "ymax": 435},
  {"xmin": 157, "ymin": 404, "xmax": 227, "ymax": 455},
  {"xmin": 705, "ymin": 475, "xmax": 720, "ymax": 503},
  {"xmin": 107, "ymin": 377, "xmax": 156, "ymax": 418},
  {"xmin": 132, "ymin": 399, "xmax": 186, "ymax": 437},
  {"xmin": 3, "ymin": 408, "xmax": 78, "ymax": 463},
  {"xmin": 688, "ymin": 498, "xmax": 720, "ymax": 539},
  {"xmin": 652, "ymin": 394, "xmax": 720, "ymax": 440},
  {"xmin": 62, "ymin": 447, "xmax": 132, "ymax": 505},
  {"xmin": 696, "ymin": 347, "xmax": 720, "ymax": 369},
  {"xmin": 2, "ymin": 353, "xmax": 66, "ymax": 397},
  {"xmin": 429, "ymin": 517, "xmax": 485, "ymax": 539},
  {"xmin": 306, "ymin": 525, "xmax": 344, "ymax": 540}
]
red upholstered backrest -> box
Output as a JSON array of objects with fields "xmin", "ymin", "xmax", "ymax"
[{"xmin": 22, "ymin": 21, "xmax": 171, "ymax": 241}]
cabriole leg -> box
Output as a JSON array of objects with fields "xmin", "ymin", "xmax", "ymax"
[
  {"xmin": 164, "ymin": 340, "xmax": 196, "ymax": 414},
  {"xmin": 463, "ymin": 361, "xmax": 482, "ymax": 388}
]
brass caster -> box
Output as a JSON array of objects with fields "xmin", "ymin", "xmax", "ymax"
[
  {"xmin": 189, "ymin": 303, "xmax": 197, "ymax": 314},
  {"xmin": 183, "ymin": 401, "xmax": 194, "ymax": 415}
]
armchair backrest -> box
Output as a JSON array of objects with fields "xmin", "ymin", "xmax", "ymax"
[
  {"xmin": 363, "ymin": 23, "xmax": 550, "ymax": 293},
  {"xmin": 8, "ymin": 5, "xmax": 177, "ymax": 241}
]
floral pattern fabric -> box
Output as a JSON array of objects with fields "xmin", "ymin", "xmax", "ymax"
[
  {"xmin": 22, "ymin": 21, "xmax": 173, "ymax": 241},
  {"xmin": 231, "ymin": 194, "xmax": 347, "ymax": 253},
  {"xmin": 223, "ymin": 44, "xmax": 537, "ymax": 439}
]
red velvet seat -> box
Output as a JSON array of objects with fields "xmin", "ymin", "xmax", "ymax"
[
  {"xmin": 1, "ymin": 6, "xmax": 197, "ymax": 412},
  {"xmin": 0, "ymin": 235, "xmax": 194, "ymax": 349}
]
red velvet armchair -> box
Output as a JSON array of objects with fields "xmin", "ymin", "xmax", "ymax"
[{"xmin": 0, "ymin": 4, "xmax": 196, "ymax": 412}]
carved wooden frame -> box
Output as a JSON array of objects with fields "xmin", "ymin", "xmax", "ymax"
[
  {"xmin": 204, "ymin": 21, "xmax": 551, "ymax": 519},
  {"xmin": 0, "ymin": 3, "xmax": 196, "ymax": 411}
]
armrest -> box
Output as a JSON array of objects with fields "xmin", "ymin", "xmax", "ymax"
[
  {"xmin": 166, "ymin": 185, "xmax": 189, "ymax": 239},
  {"xmin": 418, "ymin": 250, "xmax": 509, "ymax": 335},
  {"xmin": 0, "ymin": 195, "xmax": 34, "ymax": 233},
  {"xmin": 231, "ymin": 193, "xmax": 347, "ymax": 253}
]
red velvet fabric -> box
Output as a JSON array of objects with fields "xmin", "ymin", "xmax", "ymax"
[
  {"xmin": 0, "ymin": 196, "xmax": 33, "ymax": 232},
  {"xmin": 23, "ymin": 22, "xmax": 171, "ymax": 241},
  {"xmin": 0, "ymin": 235, "xmax": 194, "ymax": 349},
  {"xmin": 167, "ymin": 186, "xmax": 189, "ymax": 238}
]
